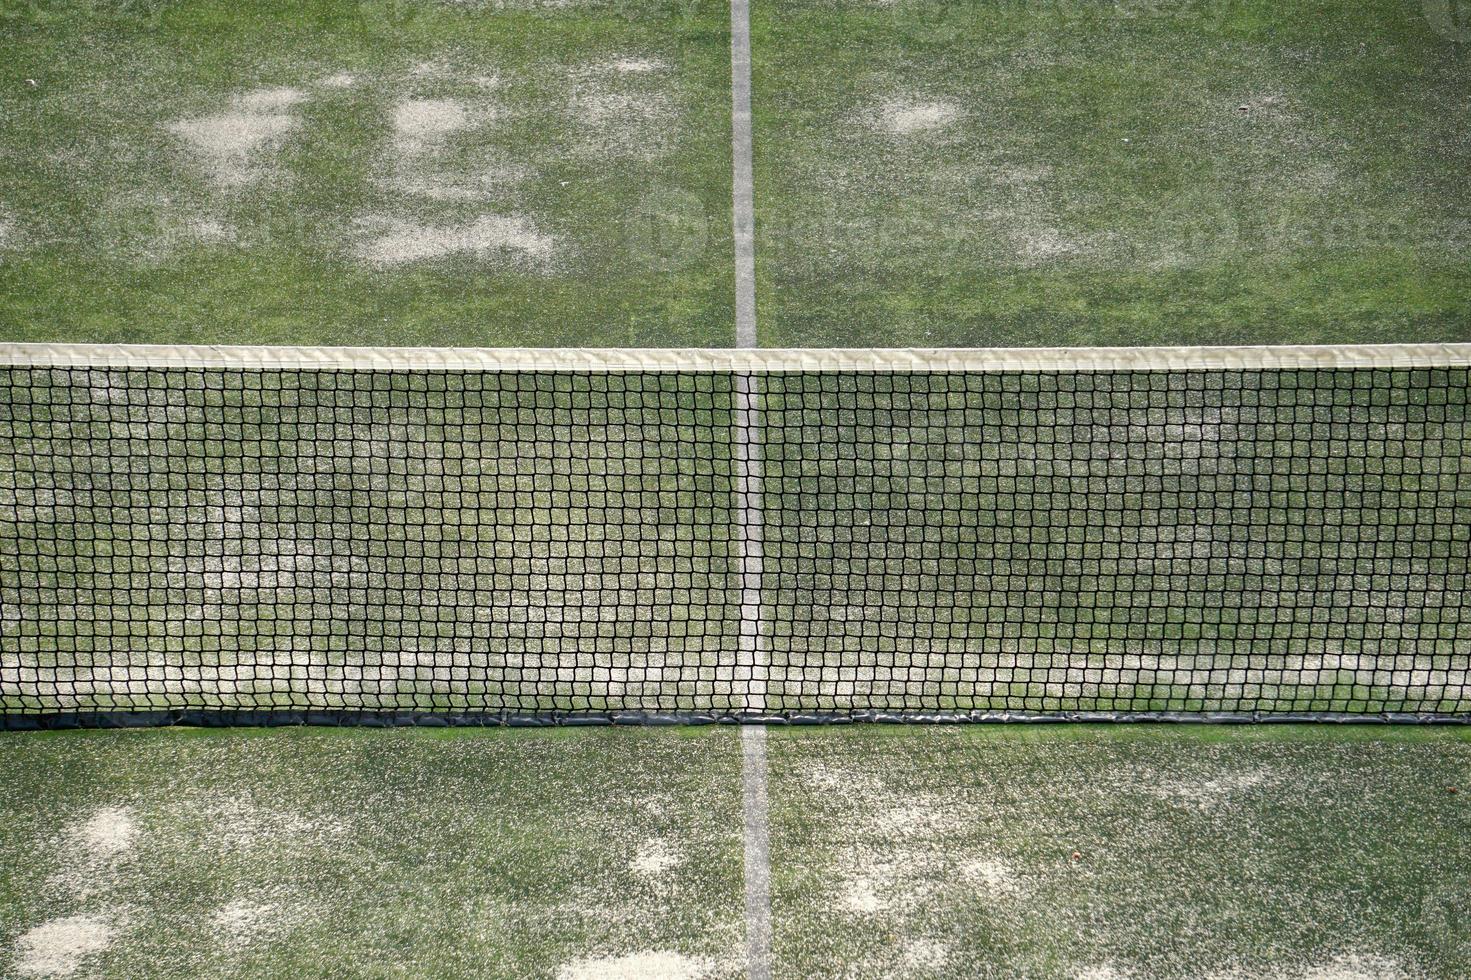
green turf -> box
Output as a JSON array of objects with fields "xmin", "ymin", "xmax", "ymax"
[
  {"xmin": 0, "ymin": 0, "xmax": 735, "ymax": 346},
  {"xmin": 767, "ymin": 724, "xmax": 1471, "ymax": 978},
  {"xmin": 3, "ymin": 1, "xmax": 1468, "ymax": 348},
  {"xmin": 0, "ymin": 725, "xmax": 1467, "ymax": 977},
  {"xmin": 750, "ymin": 0, "xmax": 1471, "ymax": 347},
  {"xmin": 0, "ymin": 726, "xmax": 745, "ymax": 978}
]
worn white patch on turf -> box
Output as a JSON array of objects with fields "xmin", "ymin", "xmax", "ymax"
[
  {"xmin": 117, "ymin": 210, "xmax": 240, "ymax": 262},
  {"xmin": 871, "ymin": 99, "xmax": 958, "ymax": 135},
  {"xmin": 840, "ymin": 876, "xmax": 884, "ymax": 914},
  {"xmin": 606, "ymin": 57, "xmax": 667, "ymax": 74},
  {"xmin": 392, "ymin": 97, "xmax": 473, "ymax": 145},
  {"xmin": 1147, "ymin": 769, "xmax": 1272, "ymax": 810},
  {"xmin": 12, "ymin": 915, "xmax": 116, "ymax": 978},
  {"xmin": 973, "ymin": 164, "xmax": 1095, "ymax": 267},
  {"xmin": 959, "ymin": 857, "xmax": 1022, "ymax": 896},
  {"xmin": 188, "ymin": 218, "xmax": 237, "ymax": 244},
  {"xmin": 628, "ymin": 837, "xmax": 684, "ymax": 876},
  {"xmin": 1075, "ymin": 966, "xmax": 1131, "ymax": 980},
  {"xmin": 1298, "ymin": 953, "xmax": 1409, "ymax": 979},
  {"xmin": 871, "ymin": 798, "xmax": 967, "ymax": 839},
  {"xmin": 389, "ymin": 167, "xmax": 529, "ymax": 201},
  {"xmin": 238, "ymin": 87, "xmax": 308, "ymax": 112},
  {"xmin": 900, "ymin": 938, "xmax": 950, "ymax": 972},
  {"xmin": 317, "ymin": 72, "xmax": 358, "ymax": 89},
  {"xmin": 821, "ymin": 791, "xmax": 1024, "ymax": 934},
  {"xmin": 384, "ymin": 86, "xmax": 524, "ymax": 201},
  {"xmin": 556, "ymin": 950, "xmax": 711, "ymax": 980},
  {"xmin": 1218, "ymin": 89, "xmax": 1342, "ymax": 169},
  {"xmin": 353, "ymin": 214, "xmax": 556, "ymax": 268},
  {"xmin": 70, "ymin": 807, "xmax": 136, "ymax": 859},
  {"xmin": 1014, "ymin": 226, "xmax": 1088, "ymax": 263},
  {"xmin": 165, "ymin": 86, "xmax": 307, "ymax": 187},
  {"xmin": 49, "ymin": 806, "xmax": 137, "ymax": 898},
  {"xmin": 210, "ymin": 900, "xmax": 282, "ymax": 948},
  {"xmin": 838, "ymin": 856, "xmax": 944, "ymax": 918}
]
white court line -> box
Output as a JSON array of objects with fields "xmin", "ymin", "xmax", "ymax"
[
  {"xmin": 729, "ymin": 0, "xmax": 758, "ymax": 348},
  {"xmin": 729, "ymin": 0, "xmax": 771, "ymax": 974},
  {"xmin": 741, "ymin": 724, "xmax": 772, "ymax": 980}
]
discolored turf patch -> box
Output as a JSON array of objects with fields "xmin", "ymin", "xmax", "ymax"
[
  {"xmin": 0, "ymin": 725, "xmax": 1468, "ymax": 976},
  {"xmin": 765, "ymin": 725, "xmax": 1471, "ymax": 979},
  {"xmin": 0, "ymin": 0, "xmax": 734, "ymax": 346},
  {"xmin": 751, "ymin": 0, "xmax": 1471, "ymax": 346},
  {"xmin": 0, "ymin": 727, "xmax": 745, "ymax": 978}
]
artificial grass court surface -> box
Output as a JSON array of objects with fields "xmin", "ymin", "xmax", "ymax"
[
  {"xmin": 750, "ymin": 0, "xmax": 1471, "ymax": 347},
  {"xmin": 0, "ymin": 727, "xmax": 747, "ymax": 978},
  {"xmin": 0, "ymin": 726, "xmax": 1467, "ymax": 979},
  {"xmin": 0, "ymin": 0, "xmax": 736, "ymax": 347},
  {"xmin": 2, "ymin": 0, "xmax": 1469, "ymax": 349}
]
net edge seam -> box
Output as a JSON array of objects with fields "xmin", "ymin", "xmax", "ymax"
[{"xmin": 2, "ymin": 343, "xmax": 1470, "ymax": 372}]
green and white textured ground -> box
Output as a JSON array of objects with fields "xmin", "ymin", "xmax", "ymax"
[
  {"xmin": 2, "ymin": 0, "xmax": 1471, "ymax": 977},
  {"xmin": 0, "ymin": 0, "xmax": 736, "ymax": 346},
  {"xmin": 751, "ymin": 0, "xmax": 1471, "ymax": 346},
  {"xmin": 0, "ymin": 0, "xmax": 1468, "ymax": 346},
  {"xmin": 0, "ymin": 725, "xmax": 1467, "ymax": 978}
]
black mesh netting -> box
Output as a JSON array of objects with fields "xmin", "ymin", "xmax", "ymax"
[{"xmin": 1, "ymin": 364, "xmax": 1467, "ymax": 725}]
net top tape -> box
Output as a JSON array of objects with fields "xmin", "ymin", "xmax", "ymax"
[{"xmin": 3, "ymin": 343, "xmax": 1471, "ymax": 373}]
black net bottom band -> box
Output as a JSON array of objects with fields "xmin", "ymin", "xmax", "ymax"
[
  {"xmin": 2, "ymin": 349, "xmax": 1468, "ymax": 726},
  {"xmin": 4, "ymin": 711, "xmax": 1470, "ymax": 732}
]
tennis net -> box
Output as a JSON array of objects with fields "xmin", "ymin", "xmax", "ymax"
[{"xmin": 2, "ymin": 343, "xmax": 1468, "ymax": 726}]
